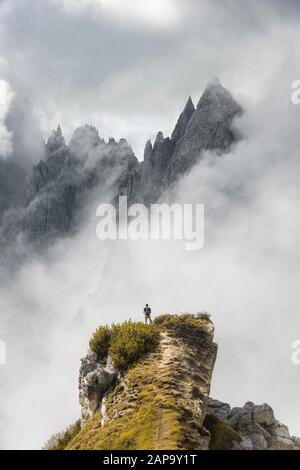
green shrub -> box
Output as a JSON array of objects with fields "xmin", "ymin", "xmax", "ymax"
[
  {"xmin": 89, "ymin": 325, "xmax": 111, "ymax": 360},
  {"xmin": 89, "ymin": 321, "xmax": 159, "ymax": 371},
  {"xmin": 109, "ymin": 322, "xmax": 159, "ymax": 370}
]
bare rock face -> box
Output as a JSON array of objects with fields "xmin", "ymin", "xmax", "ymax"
[
  {"xmin": 207, "ymin": 398, "xmax": 299, "ymax": 450},
  {"xmin": 141, "ymin": 131, "xmax": 174, "ymax": 202},
  {"xmin": 165, "ymin": 79, "xmax": 242, "ymax": 183},
  {"xmin": 292, "ymin": 436, "xmax": 300, "ymax": 449},
  {"xmin": 140, "ymin": 80, "xmax": 242, "ymax": 197},
  {"xmin": 207, "ymin": 398, "xmax": 231, "ymax": 421},
  {"xmin": 1, "ymin": 124, "xmax": 141, "ymax": 248},
  {"xmin": 267, "ymin": 423, "xmax": 296, "ymax": 450},
  {"xmin": 79, "ymin": 352, "xmax": 118, "ymax": 422},
  {"xmin": 171, "ymin": 96, "xmax": 195, "ymax": 143},
  {"xmin": 30, "ymin": 126, "xmax": 69, "ymax": 197},
  {"xmin": 69, "ymin": 125, "xmax": 102, "ymax": 161},
  {"xmin": 140, "ymin": 80, "xmax": 242, "ymax": 203}
]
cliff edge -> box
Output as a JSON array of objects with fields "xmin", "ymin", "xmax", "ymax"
[{"xmin": 46, "ymin": 314, "xmax": 299, "ymax": 451}]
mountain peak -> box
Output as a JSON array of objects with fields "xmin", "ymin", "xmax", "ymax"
[
  {"xmin": 69, "ymin": 125, "xmax": 101, "ymax": 159},
  {"xmin": 143, "ymin": 139, "xmax": 153, "ymax": 161},
  {"xmin": 202, "ymin": 77, "xmax": 225, "ymax": 96},
  {"xmin": 171, "ymin": 96, "xmax": 195, "ymax": 143},
  {"xmin": 46, "ymin": 124, "xmax": 65, "ymax": 153},
  {"xmin": 155, "ymin": 130, "xmax": 164, "ymax": 142},
  {"xmin": 153, "ymin": 131, "xmax": 164, "ymax": 149},
  {"xmin": 197, "ymin": 79, "xmax": 241, "ymax": 113},
  {"xmin": 206, "ymin": 76, "xmax": 222, "ymax": 88},
  {"xmin": 184, "ymin": 95, "xmax": 195, "ymax": 113}
]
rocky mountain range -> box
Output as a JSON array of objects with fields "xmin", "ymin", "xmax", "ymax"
[
  {"xmin": 45, "ymin": 314, "xmax": 300, "ymax": 451},
  {"xmin": 0, "ymin": 79, "xmax": 242, "ymax": 265}
]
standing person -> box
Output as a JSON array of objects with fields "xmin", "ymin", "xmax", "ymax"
[{"xmin": 143, "ymin": 304, "xmax": 152, "ymax": 324}]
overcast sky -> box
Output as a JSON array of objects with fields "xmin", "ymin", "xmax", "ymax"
[
  {"xmin": 0, "ymin": 0, "xmax": 300, "ymax": 158},
  {"xmin": 1, "ymin": 0, "xmax": 300, "ymax": 449}
]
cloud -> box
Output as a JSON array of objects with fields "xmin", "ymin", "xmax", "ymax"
[
  {"xmin": 0, "ymin": 79, "xmax": 14, "ymax": 157},
  {"xmin": 1, "ymin": 69, "xmax": 300, "ymax": 448},
  {"xmin": 57, "ymin": 0, "xmax": 179, "ymax": 28},
  {"xmin": 0, "ymin": 0, "xmax": 299, "ymax": 157},
  {"xmin": 1, "ymin": 0, "xmax": 300, "ymax": 450}
]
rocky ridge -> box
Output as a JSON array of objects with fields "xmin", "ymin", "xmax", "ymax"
[
  {"xmin": 67, "ymin": 314, "xmax": 217, "ymax": 450},
  {"xmin": 48, "ymin": 314, "xmax": 299, "ymax": 451},
  {"xmin": 0, "ymin": 80, "xmax": 241, "ymax": 257}
]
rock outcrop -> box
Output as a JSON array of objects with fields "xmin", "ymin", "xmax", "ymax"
[
  {"xmin": 49, "ymin": 314, "xmax": 299, "ymax": 451},
  {"xmin": 171, "ymin": 96, "xmax": 195, "ymax": 143},
  {"xmin": 140, "ymin": 80, "xmax": 241, "ymax": 201},
  {"xmin": 68, "ymin": 314, "xmax": 218, "ymax": 450},
  {"xmin": 79, "ymin": 353, "xmax": 118, "ymax": 422},
  {"xmin": 1, "ymin": 127, "xmax": 140, "ymax": 246},
  {"xmin": 207, "ymin": 398, "xmax": 300, "ymax": 450},
  {"xmin": 165, "ymin": 79, "xmax": 242, "ymax": 184},
  {"xmin": 141, "ymin": 131, "xmax": 174, "ymax": 202},
  {"xmin": 48, "ymin": 314, "xmax": 300, "ymax": 450}
]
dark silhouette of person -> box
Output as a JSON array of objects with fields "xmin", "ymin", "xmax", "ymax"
[{"xmin": 143, "ymin": 304, "xmax": 152, "ymax": 324}]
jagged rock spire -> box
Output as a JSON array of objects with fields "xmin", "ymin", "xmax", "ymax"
[
  {"xmin": 196, "ymin": 78, "xmax": 242, "ymax": 115},
  {"xmin": 184, "ymin": 95, "xmax": 195, "ymax": 113},
  {"xmin": 143, "ymin": 139, "xmax": 153, "ymax": 161},
  {"xmin": 118, "ymin": 138, "xmax": 135, "ymax": 158},
  {"xmin": 166, "ymin": 81, "xmax": 243, "ymax": 184},
  {"xmin": 6, "ymin": 82, "xmax": 244, "ymax": 247},
  {"xmin": 70, "ymin": 125, "xmax": 100, "ymax": 148},
  {"xmin": 46, "ymin": 124, "xmax": 66, "ymax": 153},
  {"xmin": 154, "ymin": 131, "xmax": 164, "ymax": 149},
  {"xmin": 69, "ymin": 125, "xmax": 101, "ymax": 159},
  {"xmin": 171, "ymin": 96, "xmax": 195, "ymax": 143}
]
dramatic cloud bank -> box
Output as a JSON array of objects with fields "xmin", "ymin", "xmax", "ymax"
[
  {"xmin": 57, "ymin": 0, "xmax": 179, "ymax": 28},
  {"xmin": 0, "ymin": 0, "xmax": 300, "ymax": 449},
  {"xmin": 0, "ymin": 79, "xmax": 14, "ymax": 157},
  {"xmin": 0, "ymin": 0, "xmax": 299, "ymax": 156}
]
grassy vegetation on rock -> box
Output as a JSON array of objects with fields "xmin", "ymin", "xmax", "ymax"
[
  {"xmin": 62, "ymin": 314, "xmax": 216, "ymax": 450},
  {"xmin": 66, "ymin": 314, "xmax": 214, "ymax": 450},
  {"xmin": 67, "ymin": 351, "xmax": 187, "ymax": 450},
  {"xmin": 89, "ymin": 321, "xmax": 159, "ymax": 370},
  {"xmin": 154, "ymin": 313, "xmax": 210, "ymax": 332},
  {"xmin": 154, "ymin": 313, "xmax": 212, "ymax": 344}
]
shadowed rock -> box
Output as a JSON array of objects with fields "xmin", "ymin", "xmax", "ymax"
[
  {"xmin": 207, "ymin": 398, "xmax": 299, "ymax": 450},
  {"xmin": 165, "ymin": 79, "xmax": 242, "ymax": 183},
  {"xmin": 0, "ymin": 80, "xmax": 243, "ymax": 256},
  {"xmin": 171, "ymin": 95, "xmax": 195, "ymax": 143}
]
